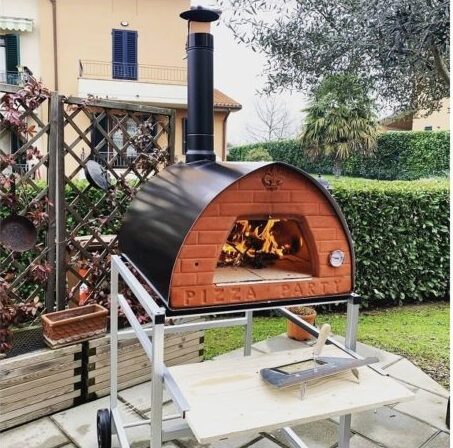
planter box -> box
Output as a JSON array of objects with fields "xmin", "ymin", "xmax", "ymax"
[
  {"xmin": 0, "ymin": 318, "xmax": 204, "ymax": 431},
  {"xmin": 0, "ymin": 343, "xmax": 82, "ymax": 431},
  {"xmin": 87, "ymin": 326, "xmax": 204, "ymax": 399},
  {"xmin": 42, "ymin": 304, "xmax": 108, "ymax": 348}
]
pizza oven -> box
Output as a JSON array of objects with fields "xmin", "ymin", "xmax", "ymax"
[{"xmin": 118, "ymin": 6, "xmax": 355, "ymax": 315}]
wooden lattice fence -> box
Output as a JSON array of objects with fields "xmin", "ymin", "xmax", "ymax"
[
  {"xmin": 0, "ymin": 83, "xmax": 175, "ymax": 356},
  {"xmin": 0, "ymin": 83, "xmax": 52, "ymax": 320},
  {"xmin": 57, "ymin": 96, "xmax": 175, "ymax": 313}
]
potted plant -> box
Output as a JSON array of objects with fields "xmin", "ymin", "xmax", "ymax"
[{"xmin": 286, "ymin": 306, "xmax": 317, "ymax": 341}]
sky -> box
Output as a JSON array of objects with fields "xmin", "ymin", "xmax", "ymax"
[{"xmin": 203, "ymin": 5, "xmax": 308, "ymax": 146}]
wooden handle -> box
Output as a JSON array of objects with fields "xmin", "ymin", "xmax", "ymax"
[{"xmin": 313, "ymin": 324, "xmax": 331, "ymax": 356}]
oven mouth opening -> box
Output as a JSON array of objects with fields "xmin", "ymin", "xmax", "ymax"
[{"xmin": 214, "ymin": 217, "xmax": 313, "ymax": 285}]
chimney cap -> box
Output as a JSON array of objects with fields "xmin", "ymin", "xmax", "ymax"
[{"xmin": 180, "ymin": 5, "xmax": 221, "ymax": 22}]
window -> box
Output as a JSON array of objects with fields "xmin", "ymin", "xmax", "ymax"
[
  {"xmin": 111, "ymin": 119, "xmax": 139, "ymax": 159},
  {"xmin": 0, "ymin": 34, "xmax": 20, "ymax": 85},
  {"xmin": 112, "ymin": 29, "xmax": 137, "ymax": 80},
  {"xmin": 424, "ymin": 126, "xmax": 433, "ymax": 131},
  {"xmin": 91, "ymin": 114, "xmax": 155, "ymax": 168},
  {"xmin": 0, "ymin": 37, "xmax": 5, "ymax": 82},
  {"xmin": 10, "ymin": 133, "xmax": 27, "ymax": 174},
  {"xmin": 11, "ymin": 133, "xmax": 20, "ymax": 154},
  {"xmin": 91, "ymin": 114, "xmax": 108, "ymax": 154}
]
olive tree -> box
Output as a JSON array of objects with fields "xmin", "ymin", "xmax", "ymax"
[{"xmin": 221, "ymin": 0, "xmax": 449, "ymax": 113}]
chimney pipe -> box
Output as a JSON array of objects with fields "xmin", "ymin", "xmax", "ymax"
[{"xmin": 180, "ymin": 6, "xmax": 220, "ymax": 163}]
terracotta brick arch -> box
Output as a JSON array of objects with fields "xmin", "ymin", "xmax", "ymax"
[{"xmin": 170, "ymin": 165, "xmax": 352, "ymax": 308}]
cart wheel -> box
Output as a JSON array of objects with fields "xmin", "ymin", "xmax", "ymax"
[
  {"xmin": 97, "ymin": 408, "xmax": 112, "ymax": 448},
  {"xmin": 446, "ymin": 397, "xmax": 450, "ymax": 429}
]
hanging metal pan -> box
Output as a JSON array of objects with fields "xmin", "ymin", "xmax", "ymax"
[
  {"xmin": 84, "ymin": 160, "xmax": 110, "ymax": 191},
  {"xmin": 0, "ymin": 176, "xmax": 37, "ymax": 252}
]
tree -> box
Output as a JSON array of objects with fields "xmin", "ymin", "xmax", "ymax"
[
  {"xmin": 301, "ymin": 75, "xmax": 378, "ymax": 175},
  {"xmin": 247, "ymin": 96, "xmax": 295, "ymax": 142},
  {"xmin": 221, "ymin": 0, "xmax": 449, "ymax": 114}
]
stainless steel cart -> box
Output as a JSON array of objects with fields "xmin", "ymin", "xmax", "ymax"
[{"xmin": 97, "ymin": 255, "xmax": 410, "ymax": 448}]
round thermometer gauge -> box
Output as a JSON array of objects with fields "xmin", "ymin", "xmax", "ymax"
[{"xmin": 329, "ymin": 250, "xmax": 345, "ymax": 267}]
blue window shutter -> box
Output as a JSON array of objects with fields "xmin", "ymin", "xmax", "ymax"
[
  {"xmin": 126, "ymin": 32, "xmax": 137, "ymax": 64},
  {"xmin": 112, "ymin": 30, "xmax": 124, "ymax": 79},
  {"xmin": 5, "ymin": 34, "xmax": 20, "ymax": 84},
  {"xmin": 112, "ymin": 30, "xmax": 124, "ymax": 63},
  {"xmin": 125, "ymin": 31, "xmax": 137, "ymax": 79},
  {"xmin": 112, "ymin": 29, "xmax": 137, "ymax": 80}
]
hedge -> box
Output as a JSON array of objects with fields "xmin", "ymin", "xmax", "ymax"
[
  {"xmin": 330, "ymin": 178, "xmax": 449, "ymax": 305},
  {"xmin": 227, "ymin": 131, "xmax": 450, "ymax": 180},
  {"xmin": 1, "ymin": 178, "xmax": 449, "ymax": 307}
]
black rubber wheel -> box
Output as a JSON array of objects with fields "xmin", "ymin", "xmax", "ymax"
[
  {"xmin": 446, "ymin": 397, "xmax": 450, "ymax": 429},
  {"xmin": 97, "ymin": 408, "xmax": 112, "ymax": 448}
]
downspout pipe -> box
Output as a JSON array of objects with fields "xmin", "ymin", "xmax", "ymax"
[
  {"xmin": 50, "ymin": 0, "xmax": 58, "ymax": 90},
  {"xmin": 222, "ymin": 108, "xmax": 231, "ymax": 161},
  {"xmin": 180, "ymin": 6, "xmax": 220, "ymax": 163}
]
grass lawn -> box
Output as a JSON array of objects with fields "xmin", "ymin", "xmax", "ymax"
[{"xmin": 204, "ymin": 302, "xmax": 450, "ymax": 388}]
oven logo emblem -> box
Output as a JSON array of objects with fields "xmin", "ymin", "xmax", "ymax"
[{"xmin": 262, "ymin": 166, "xmax": 284, "ymax": 191}]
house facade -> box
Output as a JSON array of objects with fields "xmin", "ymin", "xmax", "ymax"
[
  {"xmin": 0, "ymin": 0, "xmax": 241, "ymax": 165},
  {"xmin": 411, "ymin": 98, "xmax": 450, "ymax": 131},
  {"xmin": 0, "ymin": 0, "xmax": 39, "ymax": 85},
  {"xmin": 381, "ymin": 98, "xmax": 450, "ymax": 132}
]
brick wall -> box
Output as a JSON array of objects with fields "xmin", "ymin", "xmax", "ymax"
[{"xmin": 171, "ymin": 165, "xmax": 352, "ymax": 308}]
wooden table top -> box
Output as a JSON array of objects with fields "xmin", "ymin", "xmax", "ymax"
[{"xmin": 168, "ymin": 344, "xmax": 414, "ymax": 443}]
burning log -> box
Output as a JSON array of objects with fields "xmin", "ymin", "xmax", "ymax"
[{"xmin": 218, "ymin": 219, "xmax": 303, "ymax": 269}]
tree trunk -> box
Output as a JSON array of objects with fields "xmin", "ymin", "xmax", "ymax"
[
  {"xmin": 333, "ymin": 159, "xmax": 342, "ymax": 178},
  {"xmin": 432, "ymin": 45, "xmax": 450, "ymax": 86}
]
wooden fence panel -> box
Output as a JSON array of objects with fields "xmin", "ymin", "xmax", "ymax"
[
  {"xmin": 0, "ymin": 83, "xmax": 54, "ymax": 315},
  {"xmin": 0, "ymin": 343, "xmax": 82, "ymax": 431},
  {"xmin": 87, "ymin": 321, "xmax": 204, "ymax": 399},
  {"xmin": 0, "ymin": 326, "xmax": 203, "ymax": 431}
]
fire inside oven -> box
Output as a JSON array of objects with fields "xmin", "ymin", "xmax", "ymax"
[{"xmin": 214, "ymin": 218, "xmax": 313, "ymax": 285}]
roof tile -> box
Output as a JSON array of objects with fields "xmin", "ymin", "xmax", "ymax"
[{"xmin": 214, "ymin": 89, "xmax": 242, "ymax": 110}]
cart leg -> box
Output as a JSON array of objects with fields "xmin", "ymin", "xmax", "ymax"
[
  {"xmin": 338, "ymin": 415, "xmax": 352, "ymax": 448},
  {"xmin": 338, "ymin": 295, "xmax": 360, "ymax": 448},
  {"xmin": 244, "ymin": 311, "xmax": 253, "ymax": 356},
  {"xmin": 279, "ymin": 427, "xmax": 309, "ymax": 448},
  {"xmin": 110, "ymin": 262, "xmax": 119, "ymax": 435},
  {"xmin": 150, "ymin": 320, "xmax": 165, "ymax": 447},
  {"xmin": 345, "ymin": 296, "xmax": 359, "ymax": 352}
]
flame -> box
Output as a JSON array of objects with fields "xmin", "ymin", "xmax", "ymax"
[{"xmin": 218, "ymin": 219, "xmax": 303, "ymax": 268}]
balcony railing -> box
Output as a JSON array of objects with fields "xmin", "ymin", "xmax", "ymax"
[
  {"xmin": 92, "ymin": 151, "xmax": 136, "ymax": 169},
  {"xmin": 0, "ymin": 71, "xmax": 24, "ymax": 86},
  {"xmin": 12, "ymin": 163, "xmax": 28, "ymax": 175},
  {"xmin": 79, "ymin": 60, "xmax": 187, "ymax": 85}
]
